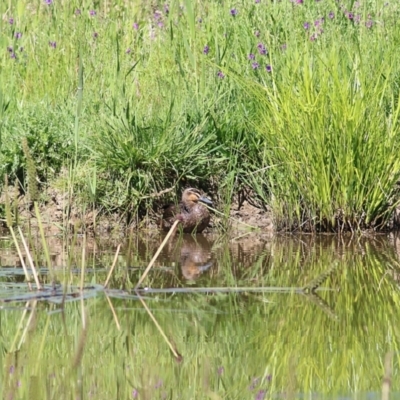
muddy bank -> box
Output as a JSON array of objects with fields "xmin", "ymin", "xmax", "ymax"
[{"xmin": 0, "ymin": 186, "xmax": 274, "ymax": 235}]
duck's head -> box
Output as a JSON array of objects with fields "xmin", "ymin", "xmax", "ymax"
[{"xmin": 182, "ymin": 188, "xmax": 213, "ymax": 205}]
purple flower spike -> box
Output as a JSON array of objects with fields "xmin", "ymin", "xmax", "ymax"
[
  {"xmin": 365, "ymin": 19, "xmax": 373, "ymax": 28},
  {"xmin": 230, "ymin": 8, "xmax": 238, "ymax": 16},
  {"xmin": 266, "ymin": 64, "xmax": 272, "ymax": 72},
  {"xmin": 255, "ymin": 0, "xmax": 261, "ymax": 3},
  {"xmin": 217, "ymin": 71, "xmax": 225, "ymax": 79},
  {"xmin": 89, "ymin": 10, "xmax": 96, "ymax": 16},
  {"xmin": 328, "ymin": 11, "xmax": 335, "ymax": 19},
  {"xmin": 49, "ymin": 41, "xmax": 56, "ymax": 48},
  {"xmin": 15, "ymin": 32, "xmax": 22, "ymax": 39},
  {"xmin": 257, "ymin": 43, "xmax": 267, "ymax": 55},
  {"xmin": 7, "ymin": 46, "xmax": 13, "ymax": 53},
  {"xmin": 45, "ymin": 0, "xmax": 53, "ymax": 5},
  {"xmin": 295, "ymin": 0, "xmax": 303, "ymax": 4},
  {"xmin": 132, "ymin": 389, "xmax": 138, "ymax": 398},
  {"xmin": 203, "ymin": 45, "xmax": 209, "ymax": 55},
  {"xmin": 252, "ymin": 62, "xmax": 259, "ymax": 69},
  {"xmin": 10, "ymin": 52, "xmax": 16, "ymax": 59},
  {"xmin": 347, "ymin": 12, "xmax": 354, "ymax": 19},
  {"xmin": 9, "ymin": 18, "xmax": 14, "ymax": 25},
  {"xmin": 255, "ymin": 390, "xmax": 266, "ymax": 400},
  {"xmin": 303, "ymin": 22, "xmax": 310, "ymax": 30},
  {"xmin": 248, "ymin": 53, "xmax": 255, "ymax": 60},
  {"xmin": 133, "ymin": 22, "xmax": 139, "ymax": 30}
]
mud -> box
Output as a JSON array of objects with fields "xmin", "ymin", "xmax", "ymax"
[{"xmin": 0, "ymin": 186, "xmax": 274, "ymax": 235}]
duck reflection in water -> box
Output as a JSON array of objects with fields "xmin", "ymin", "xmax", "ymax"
[
  {"xmin": 160, "ymin": 188, "xmax": 213, "ymax": 233},
  {"xmin": 179, "ymin": 235, "xmax": 213, "ymax": 280},
  {"xmin": 164, "ymin": 234, "xmax": 213, "ymax": 281}
]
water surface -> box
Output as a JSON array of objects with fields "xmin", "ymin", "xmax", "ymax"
[{"xmin": 0, "ymin": 231, "xmax": 399, "ymax": 399}]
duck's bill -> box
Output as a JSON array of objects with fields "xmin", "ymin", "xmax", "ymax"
[{"xmin": 199, "ymin": 196, "xmax": 213, "ymax": 205}]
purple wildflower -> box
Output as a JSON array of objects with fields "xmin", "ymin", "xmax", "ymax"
[
  {"xmin": 15, "ymin": 32, "xmax": 22, "ymax": 39},
  {"xmin": 9, "ymin": 18, "xmax": 14, "ymax": 25},
  {"xmin": 255, "ymin": 0, "xmax": 261, "ymax": 3},
  {"xmin": 126, "ymin": 48, "xmax": 131, "ymax": 54},
  {"xmin": 9, "ymin": 366, "xmax": 15, "ymax": 374},
  {"xmin": 154, "ymin": 11, "xmax": 162, "ymax": 20},
  {"xmin": 303, "ymin": 22, "xmax": 310, "ymax": 30},
  {"xmin": 328, "ymin": 11, "xmax": 335, "ymax": 19},
  {"xmin": 254, "ymin": 30, "xmax": 260, "ymax": 37},
  {"xmin": 295, "ymin": 0, "xmax": 303, "ymax": 4},
  {"xmin": 354, "ymin": 14, "xmax": 361, "ymax": 23},
  {"xmin": 203, "ymin": 45, "xmax": 209, "ymax": 55},
  {"xmin": 249, "ymin": 377, "xmax": 261, "ymax": 390},
  {"xmin": 157, "ymin": 21, "xmax": 164, "ymax": 28},
  {"xmin": 154, "ymin": 379, "xmax": 163, "ymax": 389},
  {"xmin": 217, "ymin": 71, "xmax": 225, "ymax": 79},
  {"xmin": 230, "ymin": 8, "xmax": 238, "ymax": 16},
  {"xmin": 89, "ymin": 10, "xmax": 96, "ymax": 16},
  {"xmin": 257, "ymin": 43, "xmax": 267, "ymax": 55},
  {"xmin": 93, "ymin": 32, "xmax": 98, "ymax": 39},
  {"xmin": 314, "ymin": 18, "xmax": 324, "ymax": 27},
  {"xmin": 255, "ymin": 390, "xmax": 266, "ymax": 400},
  {"xmin": 347, "ymin": 12, "xmax": 354, "ymax": 20},
  {"xmin": 365, "ymin": 19, "xmax": 373, "ymax": 28},
  {"xmin": 75, "ymin": 9, "xmax": 81, "ymax": 15},
  {"xmin": 266, "ymin": 64, "xmax": 272, "ymax": 72},
  {"xmin": 164, "ymin": 4, "xmax": 169, "ymax": 14},
  {"xmin": 45, "ymin": 0, "xmax": 53, "ymax": 5},
  {"xmin": 48, "ymin": 41, "xmax": 56, "ymax": 48},
  {"xmin": 7, "ymin": 46, "xmax": 13, "ymax": 52},
  {"xmin": 217, "ymin": 366, "xmax": 224, "ymax": 376},
  {"xmin": 132, "ymin": 389, "xmax": 138, "ymax": 398},
  {"xmin": 252, "ymin": 62, "xmax": 259, "ymax": 69},
  {"xmin": 133, "ymin": 22, "xmax": 139, "ymax": 30},
  {"xmin": 248, "ymin": 53, "xmax": 255, "ymax": 60},
  {"xmin": 310, "ymin": 33, "xmax": 317, "ymax": 41},
  {"xmin": 10, "ymin": 52, "xmax": 16, "ymax": 59}
]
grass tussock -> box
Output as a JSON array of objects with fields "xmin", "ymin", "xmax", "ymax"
[{"xmin": 1, "ymin": 0, "xmax": 400, "ymax": 230}]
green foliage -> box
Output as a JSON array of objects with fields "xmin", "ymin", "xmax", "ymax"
[
  {"xmin": 1, "ymin": 0, "xmax": 400, "ymax": 229},
  {"xmin": 0, "ymin": 105, "xmax": 75, "ymax": 184}
]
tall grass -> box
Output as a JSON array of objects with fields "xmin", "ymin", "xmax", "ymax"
[{"xmin": 1, "ymin": 0, "xmax": 400, "ymax": 230}]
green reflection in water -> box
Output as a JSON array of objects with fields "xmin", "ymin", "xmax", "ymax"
[{"xmin": 0, "ymin": 233, "xmax": 399, "ymax": 399}]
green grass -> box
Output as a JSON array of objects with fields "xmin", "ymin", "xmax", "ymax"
[{"xmin": 1, "ymin": 0, "xmax": 400, "ymax": 230}]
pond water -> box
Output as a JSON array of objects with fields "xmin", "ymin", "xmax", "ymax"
[{"xmin": 0, "ymin": 231, "xmax": 399, "ymax": 399}]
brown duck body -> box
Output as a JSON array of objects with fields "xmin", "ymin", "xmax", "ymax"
[{"xmin": 161, "ymin": 188, "xmax": 212, "ymax": 233}]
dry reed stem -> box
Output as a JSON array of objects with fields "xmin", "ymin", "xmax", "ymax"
[
  {"xmin": 136, "ymin": 293, "xmax": 181, "ymax": 360},
  {"xmin": 80, "ymin": 236, "xmax": 86, "ymax": 329},
  {"xmin": 382, "ymin": 351, "xmax": 392, "ymax": 400},
  {"xmin": 135, "ymin": 219, "xmax": 180, "ymax": 289},
  {"xmin": 18, "ymin": 227, "xmax": 42, "ymax": 289},
  {"xmin": 9, "ymin": 226, "xmax": 32, "ymax": 290},
  {"xmin": 18, "ymin": 300, "xmax": 38, "ymax": 349},
  {"xmin": 104, "ymin": 293, "xmax": 121, "ymax": 330},
  {"xmin": 10, "ymin": 301, "xmax": 30, "ymax": 353},
  {"xmin": 104, "ymin": 244, "xmax": 121, "ymax": 288},
  {"xmin": 71, "ymin": 312, "xmax": 88, "ymax": 369}
]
